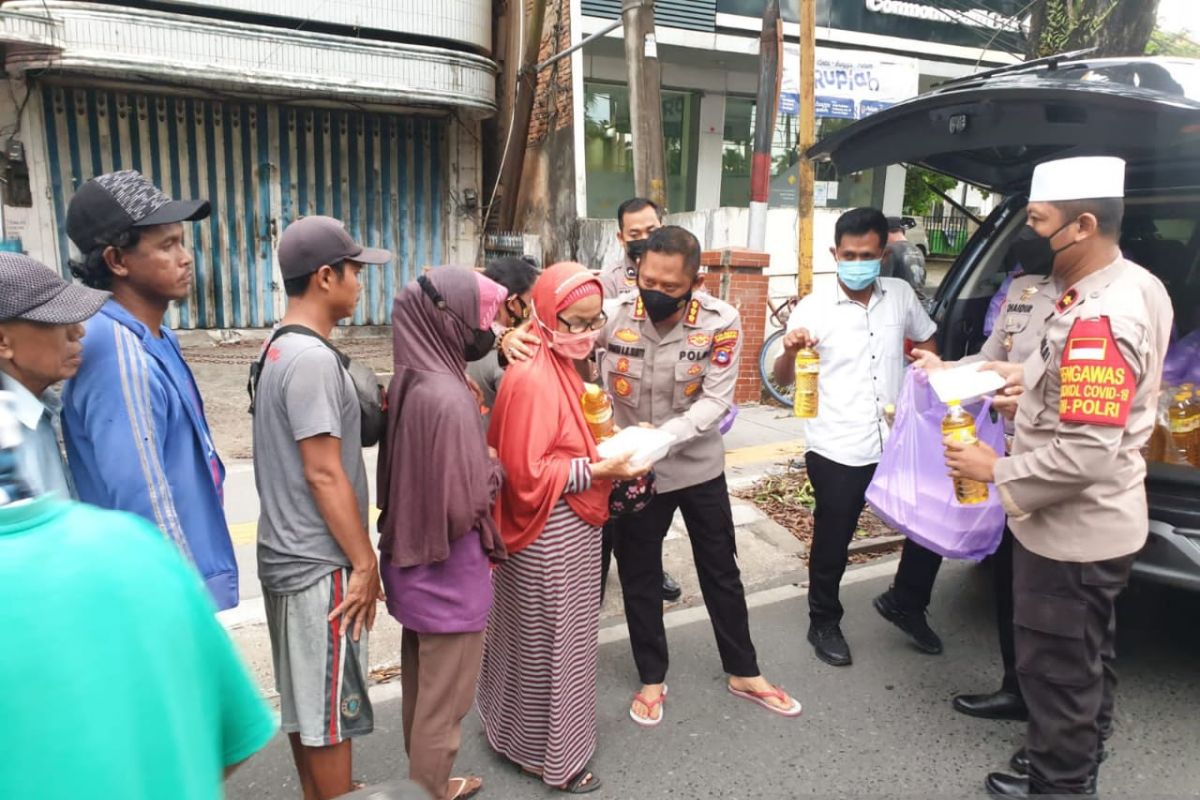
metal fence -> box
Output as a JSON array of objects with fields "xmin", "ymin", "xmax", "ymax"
[{"xmin": 921, "ymin": 214, "xmax": 973, "ymax": 257}]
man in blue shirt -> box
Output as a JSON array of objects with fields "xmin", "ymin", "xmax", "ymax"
[
  {"xmin": 61, "ymin": 170, "xmax": 238, "ymax": 610},
  {"xmin": 0, "ymin": 253, "xmax": 109, "ymax": 497}
]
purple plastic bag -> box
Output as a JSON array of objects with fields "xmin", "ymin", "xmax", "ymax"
[
  {"xmin": 719, "ymin": 404, "xmax": 739, "ymax": 435},
  {"xmin": 865, "ymin": 368, "xmax": 1006, "ymax": 561},
  {"xmin": 1163, "ymin": 329, "xmax": 1200, "ymax": 386}
]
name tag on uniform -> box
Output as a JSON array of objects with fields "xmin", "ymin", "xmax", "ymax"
[{"xmin": 1058, "ymin": 316, "xmax": 1135, "ymax": 427}]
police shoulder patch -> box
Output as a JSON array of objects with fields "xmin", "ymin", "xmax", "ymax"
[{"xmin": 1058, "ymin": 316, "xmax": 1134, "ymax": 428}]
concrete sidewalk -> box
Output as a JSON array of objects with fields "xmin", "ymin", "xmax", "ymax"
[{"xmin": 220, "ymin": 403, "xmax": 810, "ymax": 694}]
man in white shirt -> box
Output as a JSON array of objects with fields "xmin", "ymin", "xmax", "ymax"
[
  {"xmin": 0, "ymin": 253, "xmax": 109, "ymax": 497},
  {"xmin": 773, "ymin": 207, "xmax": 942, "ymax": 668}
]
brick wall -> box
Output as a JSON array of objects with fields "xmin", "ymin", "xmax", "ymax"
[
  {"xmin": 700, "ymin": 248, "xmax": 770, "ymax": 405},
  {"xmin": 528, "ymin": 0, "xmax": 573, "ymax": 146}
]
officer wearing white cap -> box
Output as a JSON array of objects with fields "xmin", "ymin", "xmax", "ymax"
[{"xmin": 945, "ymin": 156, "xmax": 1174, "ymax": 798}]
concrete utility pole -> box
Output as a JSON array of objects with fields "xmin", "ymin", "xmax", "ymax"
[
  {"xmin": 748, "ymin": 0, "xmax": 782, "ymax": 251},
  {"xmin": 795, "ymin": 0, "xmax": 816, "ymax": 298},
  {"xmin": 622, "ymin": 0, "xmax": 667, "ymax": 209}
]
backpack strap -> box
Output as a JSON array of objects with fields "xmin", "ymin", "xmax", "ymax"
[{"xmin": 247, "ymin": 324, "xmax": 351, "ymax": 413}]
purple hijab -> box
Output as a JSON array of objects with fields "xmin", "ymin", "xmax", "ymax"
[{"xmin": 377, "ymin": 266, "xmax": 508, "ymax": 568}]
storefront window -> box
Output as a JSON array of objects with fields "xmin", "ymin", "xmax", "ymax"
[
  {"xmin": 719, "ymin": 102, "xmax": 882, "ymax": 211},
  {"xmin": 584, "ymin": 82, "xmax": 699, "ymax": 219}
]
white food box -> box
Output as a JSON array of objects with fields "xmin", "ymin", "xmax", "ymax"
[
  {"xmin": 596, "ymin": 427, "xmax": 677, "ymax": 467},
  {"xmin": 927, "ymin": 362, "xmax": 1007, "ymax": 405}
]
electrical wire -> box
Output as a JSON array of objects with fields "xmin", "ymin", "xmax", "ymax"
[{"xmin": 481, "ymin": 0, "xmax": 526, "ymax": 236}]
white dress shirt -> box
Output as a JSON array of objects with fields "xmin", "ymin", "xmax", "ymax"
[
  {"xmin": 787, "ymin": 277, "xmax": 937, "ymax": 467},
  {"xmin": 1, "ymin": 373, "xmax": 74, "ymax": 498}
]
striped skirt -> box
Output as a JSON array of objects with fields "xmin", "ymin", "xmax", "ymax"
[{"xmin": 476, "ymin": 499, "xmax": 602, "ymax": 787}]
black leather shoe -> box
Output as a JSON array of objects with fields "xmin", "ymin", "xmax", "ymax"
[
  {"xmin": 1011, "ymin": 746, "xmax": 1107, "ymax": 777},
  {"xmin": 985, "ymin": 772, "xmax": 1029, "ymax": 798},
  {"xmin": 662, "ymin": 571, "xmax": 682, "ymax": 602},
  {"xmin": 953, "ymin": 690, "xmax": 1029, "ymax": 721},
  {"xmin": 807, "ymin": 625, "xmax": 852, "ymax": 667},
  {"xmin": 873, "ymin": 591, "xmax": 944, "ymax": 655}
]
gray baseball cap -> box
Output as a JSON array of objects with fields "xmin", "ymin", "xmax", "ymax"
[
  {"xmin": 276, "ymin": 216, "xmax": 392, "ymax": 280},
  {"xmin": 0, "ymin": 253, "xmax": 110, "ymax": 324},
  {"xmin": 67, "ymin": 170, "xmax": 210, "ymax": 253}
]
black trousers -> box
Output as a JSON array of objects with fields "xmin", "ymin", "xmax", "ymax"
[
  {"xmin": 805, "ymin": 451, "xmax": 943, "ymax": 628},
  {"xmin": 601, "ymin": 522, "xmax": 615, "ymax": 598},
  {"xmin": 613, "ymin": 473, "xmax": 759, "ymax": 685},
  {"xmin": 1013, "ymin": 539, "xmax": 1132, "ymax": 795},
  {"xmin": 993, "ymin": 527, "xmax": 1020, "ymax": 695}
]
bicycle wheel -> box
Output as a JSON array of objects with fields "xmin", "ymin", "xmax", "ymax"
[{"xmin": 758, "ymin": 328, "xmax": 795, "ymax": 408}]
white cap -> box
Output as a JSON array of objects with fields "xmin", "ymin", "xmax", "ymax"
[{"xmin": 1028, "ymin": 156, "xmax": 1126, "ymax": 202}]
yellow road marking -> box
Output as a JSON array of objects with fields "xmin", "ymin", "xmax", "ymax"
[{"xmin": 228, "ymin": 439, "xmax": 804, "ymax": 545}]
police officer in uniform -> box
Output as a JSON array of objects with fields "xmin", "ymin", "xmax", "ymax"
[
  {"xmin": 914, "ymin": 230, "xmax": 1057, "ymax": 723},
  {"xmin": 599, "ymin": 197, "xmax": 663, "ymax": 298},
  {"xmin": 945, "ymin": 157, "xmax": 1173, "ymax": 798},
  {"xmin": 597, "ymin": 196, "xmax": 681, "ymax": 603},
  {"xmin": 601, "ymin": 226, "xmax": 801, "ymax": 725}
]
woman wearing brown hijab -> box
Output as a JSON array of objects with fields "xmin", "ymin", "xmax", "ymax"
[{"xmin": 376, "ymin": 266, "xmax": 509, "ymax": 800}]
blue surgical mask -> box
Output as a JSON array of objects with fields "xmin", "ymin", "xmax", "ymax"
[{"xmin": 837, "ymin": 259, "xmax": 881, "ymax": 291}]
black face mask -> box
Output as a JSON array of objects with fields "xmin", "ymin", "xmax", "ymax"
[
  {"xmin": 464, "ymin": 328, "xmax": 496, "ymax": 362},
  {"xmin": 639, "ymin": 287, "xmax": 692, "ymax": 323},
  {"xmin": 626, "ymin": 238, "xmax": 649, "ymax": 261},
  {"xmin": 1010, "ymin": 219, "xmax": 1079, "ymax": 276}
]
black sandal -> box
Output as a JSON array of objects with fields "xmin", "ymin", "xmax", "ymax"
[{"xmin": 561, "ymin": 768, "xmax": 602, "ymax": 794}]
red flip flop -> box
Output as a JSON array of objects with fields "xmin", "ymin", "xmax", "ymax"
[
  {"xmin": 629, "ymin": 684, "xmax": 668, "ymax": 727},
  {"xmin": 727, "ymin": 684, "xmax": 803, "ymax": 717}
]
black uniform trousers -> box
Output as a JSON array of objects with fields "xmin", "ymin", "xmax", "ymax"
[
  {"xmin": 805, "ymin": 451, "xmax": 943, "ymax": 628},
  {"xmin": 993, "ymin": 527, "xmax": 1020, "ymax": 695},
  {"xmin": 613, "ymin": 473, "xmax": 759, "ymax": 685},
  {"xmin": 1013, "ymin": 539, "xmax": 1132, "ymax": 795}
]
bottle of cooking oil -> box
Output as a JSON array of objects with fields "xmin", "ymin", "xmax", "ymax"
[
  {"xmin": 943, "ymin": 400, "xmax": 989, "ymax": 505},
  {"xmin": 581, "ymin": 383, "xmax": 615, "ymax": 442},
  {"xmin": 1182, "ymin": 383, "xmax": 1200, "ymax": 467},
  {"xmin": 793, "ymin": 347, "xmax": 820, "ymax": 418},
  {"xmin": 1166, "ymin": 389, "xmax": 1196, "ymax": 466}
]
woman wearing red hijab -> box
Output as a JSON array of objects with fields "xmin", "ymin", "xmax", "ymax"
[{"xmin": 478, "ymin": 263, "xmax": 647, "ymax": 793}]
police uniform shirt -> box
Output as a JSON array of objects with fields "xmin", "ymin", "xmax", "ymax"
[
  {"xmin": 968, "ymin": 273, "xmax": 1056, "ymax": 365},
  {"xmin": 786, "ymin": 277, "xmax": 937, "ymax": 467},
  {"xmin": 994, "ymin": 258, "xmax": 1174, "ymax": 563},
  {"xmin": 599, "ymin": 255, "xmax": 638, "ymax": 298},
  {"xmin": 598, "ymin": 291, "xmax": 740, "ymax": 493}
]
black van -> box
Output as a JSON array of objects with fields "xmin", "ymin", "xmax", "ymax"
[{"xmin": 808, "ymin": 55, "xmax": 1200, "ymax": 592}]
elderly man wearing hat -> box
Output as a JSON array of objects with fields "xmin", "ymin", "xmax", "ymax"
[
  {"xmin": 0, "ymin": 253, "xmax": 109, "ymax": 497},
  {"xmin": 945, "ymin": 156, "xmax": 1174, "ymax": 798},
  {"xmin": 60, "ymin": 170, "xmax": 239, "ymax": 611}
]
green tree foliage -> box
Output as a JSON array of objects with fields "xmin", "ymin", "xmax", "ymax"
[
  {"xmin": 1026, "ymin": 0, "xmax": 1160, "ymax": 59},
  {"xmin": 1145, "ymin": 28, "xmax": 1200, "ymax": 57},
  {"xmin": 903, "ymin": 167, "xmax": 957, "ymax": 216}
]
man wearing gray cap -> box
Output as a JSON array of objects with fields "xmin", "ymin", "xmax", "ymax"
[
  {"xmin": 60, "ymin": 170, "xmax": 239, "ymax": 611},
  {"xmin": 0, "ymin": 253, "xmax": 109, "ymax": 497},
  {"xmin": 252, "ymin": 215, "xmax": 391, "ymax": 800}
]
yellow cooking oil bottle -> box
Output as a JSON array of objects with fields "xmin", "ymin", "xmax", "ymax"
[
  {"xmin": 1183, "ymin": 383, "xmax": 1200, "ymax": 467},
  {"xmin": 793, "ymin": 347, "xmax": 820, "ymax": 418},
  {"xmin": 581, "ymin": 383, "xmax": 616, "ymax": 442},
  {"xmin": 1167, "ymin": 387, "xmax": 1198, "ymax": 466},
  {"xmin": 943, "ymin": 399, "xmax": 989, "ymax": 505}
]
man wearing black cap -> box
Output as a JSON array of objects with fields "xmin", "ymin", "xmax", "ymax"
[
  {"xmin": 253, "ymin": 215, "xmax": 391, "ymax": 800},
  {"xmin": 60, "ymin": 170, "xmax": 239, "ymax": 611},
  {"xmin": 0, "ymin": 253, "xmax": 109, "ymax": 497}
]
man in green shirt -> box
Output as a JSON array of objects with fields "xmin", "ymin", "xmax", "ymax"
[{"xmin": 0, "ymin": 491, "xmax": 277, "ymax": 798}]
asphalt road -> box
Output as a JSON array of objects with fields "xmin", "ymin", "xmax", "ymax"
[{"xmin": 227, "ymin": 557, "xmax": 1200, "ymax": 799}]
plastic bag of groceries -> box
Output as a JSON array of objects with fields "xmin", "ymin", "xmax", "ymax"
[
  {"xmin": 1163, "ymin": 329, "xmax": 1200, "ymax": 386},
  {"xmin": 865, "ymin": 368, "xmax": 1006, "ymax": 561}
]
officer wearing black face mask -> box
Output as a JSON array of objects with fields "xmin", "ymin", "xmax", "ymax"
[
  {"xmin": 600, "ymin": 197, "xmax": 663, "ymax": 298},
  {"xmin": 597, "ymin": 197, "xmax": 682, "ymax": 603},
  {"xmin": 467, "ymin": 258, "xmax": 539, "ymax": 430},
  {"xmin": 597, "ymin": 225, "xmax": 802, "ymax": 724}
]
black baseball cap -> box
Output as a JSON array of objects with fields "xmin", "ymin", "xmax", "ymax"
[
  {"xmin": 0, "ymin": 253, "xmax": 110, "ymax": 324},
  {"xmin": 67, "ymin": 170, "xmax": 210, "ymax": 253},
  {"xmin": 276, "ymin": 216, "xmax": 392, "ymax": 280},
  {"xmin": 886, "ymin": 216, "xmax": 906, "ymax": 231}
]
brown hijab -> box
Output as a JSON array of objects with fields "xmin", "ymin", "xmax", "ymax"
[{"xmin": 377, "ymin": 266, "xmax": 508, "ymax": 567}]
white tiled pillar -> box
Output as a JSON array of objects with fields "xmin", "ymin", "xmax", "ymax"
[{"xmin": 694, "ymin": 92, "xmax": 727, "ymax": 211}]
